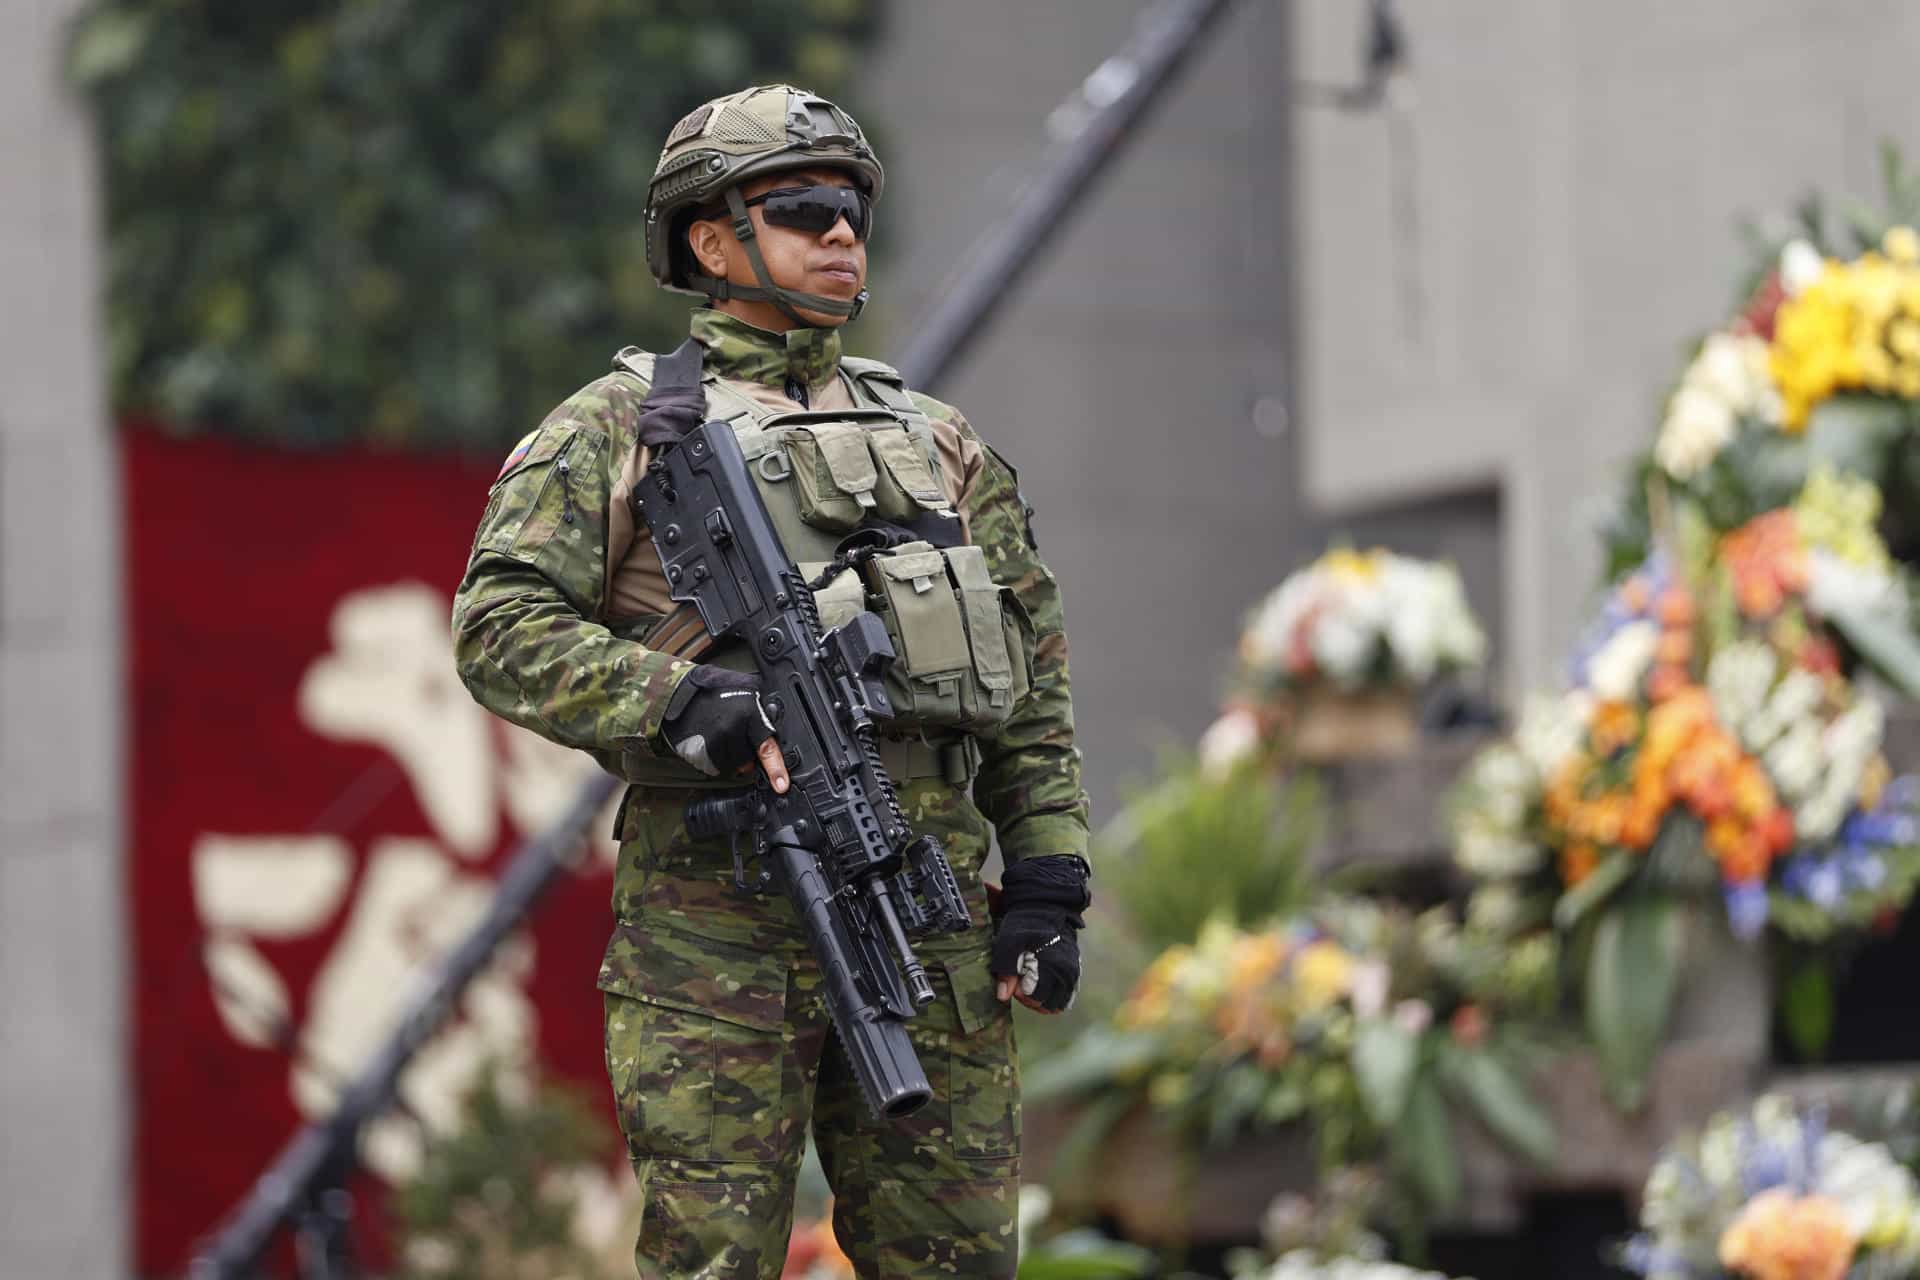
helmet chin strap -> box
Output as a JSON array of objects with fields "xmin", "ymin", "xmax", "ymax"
[{"xmin": 687, "ymin": 186, "xmax": 869, "ymax": 325}]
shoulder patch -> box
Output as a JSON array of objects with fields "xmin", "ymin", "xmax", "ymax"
[{"xmin": 496, "ymin": 428, "xmax": 542, "ymax": 479}]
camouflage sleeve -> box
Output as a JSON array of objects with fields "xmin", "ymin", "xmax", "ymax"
[
  {"xmin": 451, "ymin": 374, "xmax": 693, "ymax": 757},
  {"xmin": 917, "ymin": 394, "xmax": 1091, "ymax": 864}
]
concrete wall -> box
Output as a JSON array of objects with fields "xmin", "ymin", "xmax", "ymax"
[
  {"xmin": 0, "ymin": 0, "xmax": 125, "ymax": 1276},
  {"xmin": 1294, "ymin": 0, "xmax": 1920, "ymax": 693},
  {"xmin": 868, "ymin": 0, "xmax": 1298, "ymax": 821}
]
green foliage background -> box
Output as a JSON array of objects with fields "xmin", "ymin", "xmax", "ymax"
[{"xmin": 69, "ymin": 0, "xmax": 883, "ymax": 452}]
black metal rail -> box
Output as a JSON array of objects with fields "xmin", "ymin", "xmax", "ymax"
[{"xmin": 893, "ymin": 0, "xmax": 1237, "ymax": 392}]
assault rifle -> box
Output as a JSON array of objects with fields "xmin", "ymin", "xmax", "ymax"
[{"xmin": 634, "ymin": 342, "xmax": 973, "ymax": 1120}]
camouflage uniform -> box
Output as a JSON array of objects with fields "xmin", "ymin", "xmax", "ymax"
[{"xmin": 451, "ymin": 307, "xmax": 1087, "ymax": 1277}]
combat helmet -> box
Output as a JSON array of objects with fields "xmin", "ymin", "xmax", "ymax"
[{"xmin": 645, "ymin": 84, "xmax": 883, "ymax": 324}]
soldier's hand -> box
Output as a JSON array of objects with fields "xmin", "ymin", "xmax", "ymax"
[
  {"xmin": 661, "ymin": 665, "xmax": 789, "ymax": 793},
  {"xmin": 988, "ymin": 855, "xmax": 1090, "ymax": 1014}
]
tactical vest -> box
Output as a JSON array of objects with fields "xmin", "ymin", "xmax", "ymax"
[{"xmin": 604, "ymin": 348, "xmax": 1035, "ymax": 790}]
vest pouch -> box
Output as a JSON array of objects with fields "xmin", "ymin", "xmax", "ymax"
[
  {"xmin": 944, "ymin": 545, "xmax": 1022, "ymax": 720},
  {"xmin": 784, "ymin": 422, "xmax": 881, "ymax": 532},
  {"xmin": 866, "ymin": 424, "xmax": 947, "ymax": 522},
  {"xmin": 863, "ymin": 543, "xmax": 972, "ymax": 726}
]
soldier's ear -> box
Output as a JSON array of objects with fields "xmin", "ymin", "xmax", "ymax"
[{"xmin": 687, "ymin": 219, "xmax": 730, "ymax": 278}]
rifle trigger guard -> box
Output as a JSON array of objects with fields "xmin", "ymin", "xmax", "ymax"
[{"xmin": 729, "ymin": 829, "xmax": 772, "ymax": 896}]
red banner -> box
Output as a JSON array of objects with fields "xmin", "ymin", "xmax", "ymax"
[{"xmin": 126, "ymin": 426, "xmax": 621, "ymax": 1275}]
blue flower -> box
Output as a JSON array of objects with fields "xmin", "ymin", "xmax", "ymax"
[
  {"xmin": 1781, "ymin": 855, "xmax": 1819, "ymax": 897},
  {"xmin": 1804, "ymin": 860, "xmax": 1844, "ymax": 910},
  {"xmin": 1724, "ymin": 881, "xmax": 1769, "ymax": 940},
  {"xmin": 1740, "ymin": 1118, "xmax": 1790, "ymax": 1195},
  {"xmin": 1840, "ymin": 845, "xmax": 1887, "ymax": 893}
]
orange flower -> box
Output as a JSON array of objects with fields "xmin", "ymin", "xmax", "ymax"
[
  {"xmin": 1622, "ymin": 799, "xmax": 1664, "ymax": 850},
  {"xmin": 1706, "ymin": 817, "xmax": 1746, "ymax": 861},
  {"xmin": 1717, "ymin": 1188, "xmax": 1857, "ymax": 1280},
  {"xmin": 1721, "ymin": 834, "xmax": 1773, "ymax": 883},
  {"xmin": 1758, "ymin": 807, "xmax": 1796, "ymax": 856},
  {"xmin": 1657, "ymin": 587, "xmax": 1697, "ymax": 627},
  {"xmin": 1561, "ymin": 842, "xmax": 1600, "ymax": 886},
  {"xmin": 1647, "ymin": 664, "xmax": 1691, "ymax": 704},
  {"xmin": 1591, "ymin": 700, "xmax": 1642, "ymax": 756},
  {"xmin": 1731, "ymin": 760, "xmax": 1779, "ymax": 823},
  {"xmin": 1656, "ymin": 629, "xmax": 1694, "ymax": 668},
  {"xmin": 1450, "ymin": 1003, "xmax": 1489, "ymax": 1048}
]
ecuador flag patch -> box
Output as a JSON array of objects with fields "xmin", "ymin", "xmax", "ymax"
[{"xmin": 496, "ymin": 429, "xmax": 541, "ymax": 479}]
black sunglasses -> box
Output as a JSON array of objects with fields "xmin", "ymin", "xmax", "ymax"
[{"xmin": 742, "ymin": 184, "xmax": 874, "ymax": 241}]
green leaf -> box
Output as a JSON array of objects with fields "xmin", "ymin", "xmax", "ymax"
[
  {"xmin": 1553, "ymin": 852, "xmax": 1638, "ymax": 931},
  {"xmin": 1585, "ymin": 896, "xmax": 1684, "ymax": 1110},
  {"xmin": 68, "ymin": 10, "xmax": 152, "ymax": 84},
  {"xmin": 1352, "ymin": 1018, "xmax": 1420, "ymax": 1129},
  {"xmin": 1437, "ymin": 1044, "xmax": 1556, "ymax": 1167},
  {"xmin": 1804, "ymin": 394, "xmax": 1906, "ymax": 476},
  {"xmin": 1642, "ymin": 813, "xmax": 1715, "ymax": 895},
  {"xmin": 1819, "ymin": 588, "xmax": 1920, "ymax": 701},
  {"xmin": 1781, "ymin": 961, "xmax": 1837, "ymax": 1062},
  {"xmin": 1017, "ymin": 1234, "xmax": 1156, "ymax": 1280},
  {"xmin": 1023, "ymin": 1027, "xmax": 1163, "ymax": 1102},
  {"xmin": 1039, "ymin": 1090, "xmax": 1137, "ymax": 1187},
  {"xmin": 1395, "ymin": 1074, "xmax": 1461, "ymax": 1211}
]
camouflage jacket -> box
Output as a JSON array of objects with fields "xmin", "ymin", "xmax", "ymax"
[{"xmin": 451, "ymin": 309, "xmax": 1088, "ymax": 863}]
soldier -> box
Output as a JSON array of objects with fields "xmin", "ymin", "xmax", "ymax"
[{"xmin": 452, "ymin": 84, "xmax": 1089, "ymax": 1278}]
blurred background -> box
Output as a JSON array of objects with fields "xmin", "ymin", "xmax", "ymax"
[{"xmin": 12, "ymin": 0, "xmax": 1920, "ymax": 1277}]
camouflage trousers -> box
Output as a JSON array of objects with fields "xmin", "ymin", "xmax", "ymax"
[{"xmin": 599, "ymin": 784, "xmax": 1021, "ymax": 1279}]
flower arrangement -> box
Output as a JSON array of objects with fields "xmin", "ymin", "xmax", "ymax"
[
  {"xmin": 1235, "ymin": 548, "xmax": 1486, "ymax": 696},
  {"xmin": 1622, "ymin": 1095, "xmax": 1920, "ymax": 1280},
  {"xmin": 1027, "ymin": 901, "xmax": 1558, "ymax": 1222},
  {"xmin": 1453, "ymin": 544, "xmax": 1920, "ymax": 1097},
  {"xmin": 1200, "ymin": 547, "xmax": 1487, "ymax": 769},
  {"xmin": 1606, "ymin": 155, "xmax": 1920, "ymax": 682},
  {"xmin": 1227, "ymin": 1176, "xmax": 1472, "ymax": 1280}
]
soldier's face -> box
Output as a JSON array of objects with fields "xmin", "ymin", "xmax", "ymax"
[{"xmin": 690, "ymin": 167, "xmax": 869, "ymax": 329}]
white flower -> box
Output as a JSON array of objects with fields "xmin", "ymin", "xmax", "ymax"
[
  {"xmin": 1349, "ymin": 959, "xmax": 1391, "ymax": 1018},
  {"xmin": 1467, "ymin": 884, "xmax": 1527, "ymax": 934},
  {"xmin": 1263, "ymin": 1253, "xmax": 1457, "ymax": 1280},
  {"xmin": 1243, "ymin": 551, "xmax": 1486, "ymax": 690},
  {"xmin": 1655, "ymin": 384, "xmax": 1737, "ymax": 480},
  {"xmin": 1765, "ymin": 721, "xmax": 1823, "ymax": 801},
  {"xmin": 1198, "ymin": 708, "xmax": 1264, "ymax": 777},
  {"xmin": 1516, "ymin": 691, "xmax": 1593, "ymax": 776},
  {"xmin": 1392, "ymin": 999, "xmax": 1434, "ymax": 1036},
  {"xmin": 1707, "ymin": 640, "xmax": 1778, "ymax": 745},
  {"xmin": 1456, "ymin": 826, "xmax": 1546, "ymax": 878},
  {"xmin": 1312, "ymin": 611, "xmax": 1377, "ymax": 685},
  {"xmin": 1585, "ymin": 620, "xmax": 1660, "ymax": 702},
  {"xmin": 1807, "ymin": 548, "xmax": 1901, "ymax": 620},
  {"xmin": 1780, "ymin": 238, "xmax": 1826, "ymax": 296}
]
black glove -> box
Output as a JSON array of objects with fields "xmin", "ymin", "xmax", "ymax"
[
  {"xmin": 636, "ymin": 378, "xmax": 706, "ymax": 449},
  {"xmin": 989, "ymin": 854, "xmax": 1091, "ymax": 1013},
  {"xmin": 661, "ymin": 665, "xmax": 776, "ymax": 777}
]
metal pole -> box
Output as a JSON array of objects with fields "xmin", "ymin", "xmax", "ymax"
[
  {"xmin": 189, "ymin": 771, "xmax": 620, "ymax": 1279},
  {"xmin": 893, "ymin": 0, "xmax": 1238, "ymax": 392}
]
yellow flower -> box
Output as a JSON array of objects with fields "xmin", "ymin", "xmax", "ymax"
[
  {"xmin": 1886, "ymin": 224, "xmax": 1920, "ymax": 265},
  {"xmin": 1321, "ymin": 546, "xmax": 1384, "ymax": 584},
  {"xmin": 1770, "ymin": 251, "xmax": 1920, "ymax": 425},
  {"xmin": 1717, "ymin": 1188, "xmax": 1857, "ymax": 1280},
  {"xmin": 1292, "ymin": 940, "xmax": 1355, "ymax": 1011}
]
